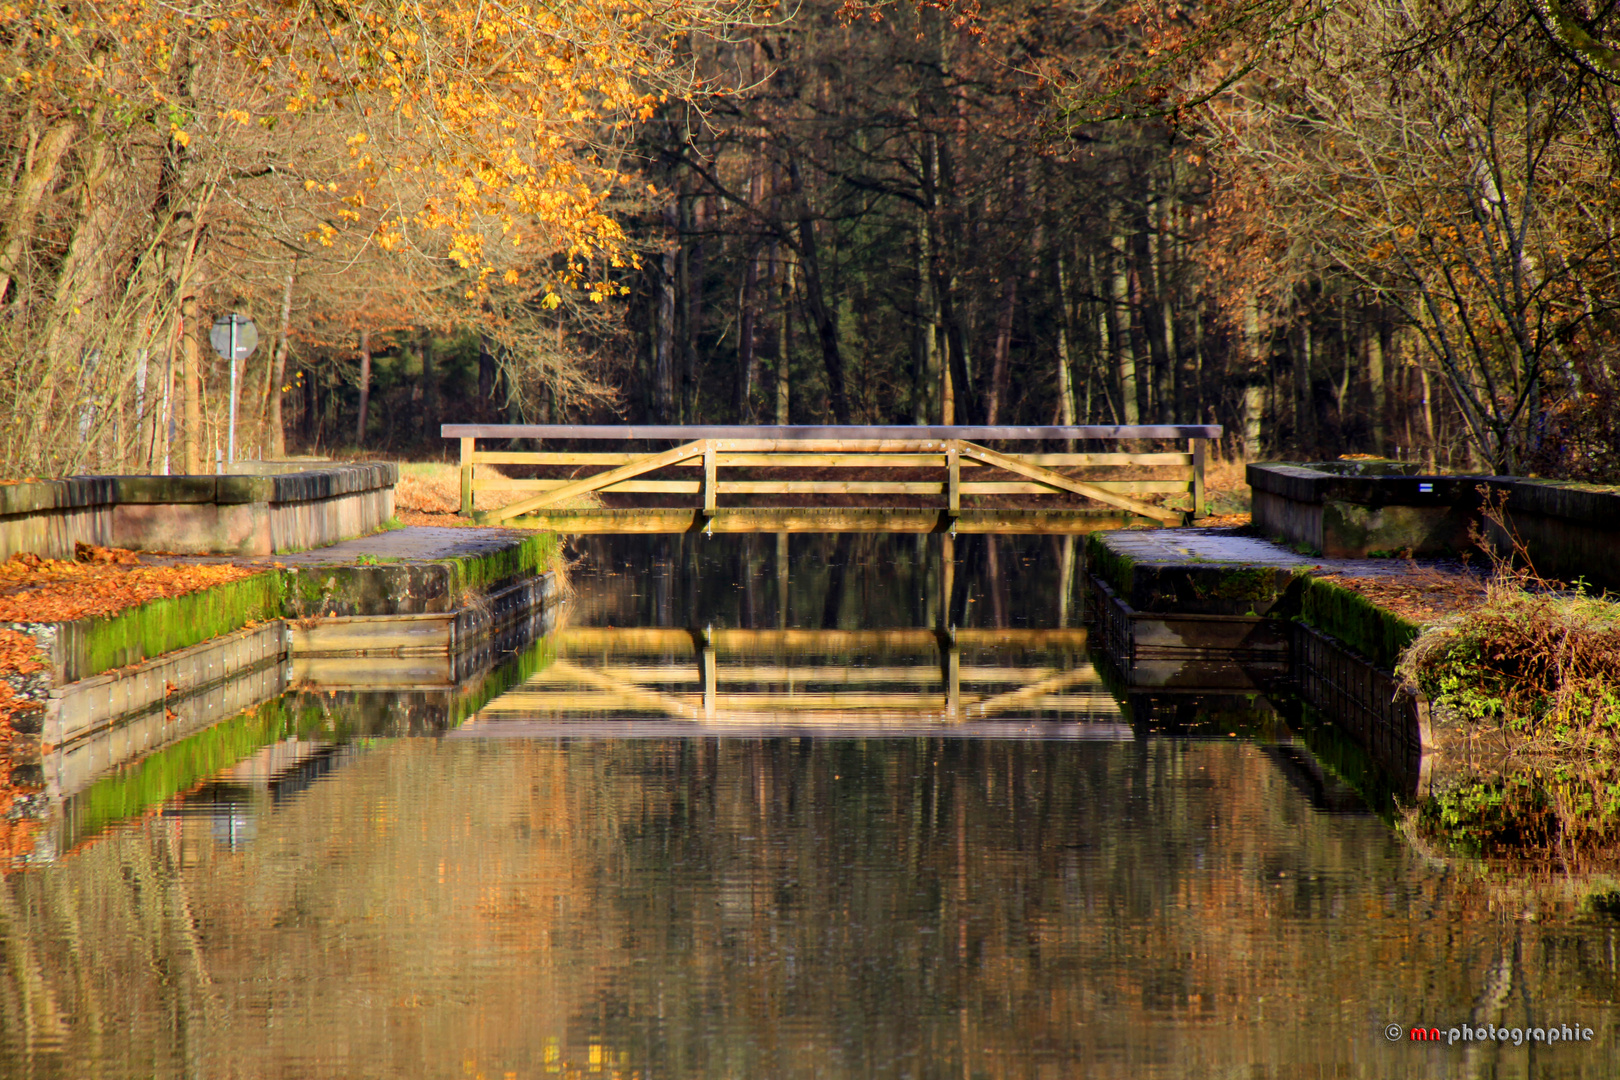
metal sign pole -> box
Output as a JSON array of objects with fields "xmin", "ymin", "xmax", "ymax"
[{"xmin": 211, "ymin": 312, "xmax": 257, "ymax": 467}]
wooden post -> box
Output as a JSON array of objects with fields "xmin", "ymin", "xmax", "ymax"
[
  {"xmin": 946, "ymin": 445, "xmax": 960, "ymax": 515},
  {"xmin": 945, "ymin": 642, "xmax": 960, "ymax": 719},
  {"xmin": 776, "ymin": 532, "xmax": 789, "ymax": 628},
  {"xmin": 1190, "ymin": 437, "xmax": 1206, "ymax": 520},
  {"xmin": 1059, "ymin": 534, "xmax": 1075, "ymax": 627},
  {"xmin": 459, "ymin": 437, "xmax": 475, "ymax": 517},
  {"xmin": 702, "ymin": 441, "xmax": 717, "ymax": 513},
  {"xmin": 702, "ymin": 645, "xmax": 716, "ymax": 718}
]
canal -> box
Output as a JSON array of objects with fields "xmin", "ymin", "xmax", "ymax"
[{"xmin": 2, "ymin": 534, "xmax": 1617, "ymax": 1078}]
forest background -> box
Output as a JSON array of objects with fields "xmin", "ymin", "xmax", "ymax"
[{"xmin": 2, "ymin": 0, "xmax": 1617, "ymax": 480}]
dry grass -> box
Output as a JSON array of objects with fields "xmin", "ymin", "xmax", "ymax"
[
  {"xmin": 1397, "ymin": 488, "xmax": 1620, "ymax": 749},
  {"xmin": 395, "ymin": 462, "xmax": 604, "ymax": 518}
]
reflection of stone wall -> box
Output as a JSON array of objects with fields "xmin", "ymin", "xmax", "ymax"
[{"xmin": 0, "ymin": 465, "xmax": 398, "ymax": 559}]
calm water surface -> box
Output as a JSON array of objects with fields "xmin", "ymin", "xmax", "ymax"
[{"xmin": 2, "ymin": 534, "xmax": 1618, "ymax": 1079}]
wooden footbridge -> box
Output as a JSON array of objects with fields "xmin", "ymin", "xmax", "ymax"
[{"xmin": 443, "ymin": 424, "xmax": 1220, "ymax": 532}]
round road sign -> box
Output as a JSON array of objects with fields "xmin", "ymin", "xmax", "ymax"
[{"xmin": 210, "ymin": 313, "xmax": 259, "ymax": 362}]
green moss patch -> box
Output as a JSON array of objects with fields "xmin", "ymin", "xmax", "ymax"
[
  {"xmin": 1085, "ymin": 533, "xmax": 1136, "ymax": 597},
  {"xmin": 1296, "ymin": 574, "xmax": 1422, "ymax": 670},
  {"xmin": 446, "ymin": 532, "xmax": 559, "ymax": 598},
  {"xmin": 57, "ymin": 572, "xmax": 283, "ymax": 682}
]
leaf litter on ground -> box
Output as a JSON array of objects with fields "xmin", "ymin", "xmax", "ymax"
[{"xmin": 0, "ymin": 544, "xmax": 264, "ymax": 624}]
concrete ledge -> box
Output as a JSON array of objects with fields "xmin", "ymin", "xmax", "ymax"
[
  {"xmin": 0, "ymin": 463, "xmax": 398, "ymax": 560},
  {"xmin": 9, "ymin": 572, "xmax": 285, "ymax": 685},
  {"xmin": 279, "ymin": 531, "xmax": 555, "ymax": 618}
]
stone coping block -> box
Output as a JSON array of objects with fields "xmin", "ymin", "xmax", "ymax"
[
  {"xmin": 1499, "ymin": 478, "xmax": 1620, "ymax": 530},
  {"xmin": 0, "ymin": 465, "xmax": 398, "ymax": 516},
  {"xmin": 1249, "ymin": 461, "xmax": 1620, "ymax": 572},
  {"xmin": 1246, "ymin": 462, "xmax": 1497, "ymax": 509},
  {"xmin": 1248, "ymin": 461, "xmax": 1620, "ymax": 526}
]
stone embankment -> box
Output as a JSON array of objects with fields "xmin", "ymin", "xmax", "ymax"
[
  {"xmin": 0, "ymin": 465, "xmax": 563, "ymax": 862},
  {"xmin": 1088, "ymin": 526, "xmax": 1467, "ymax": 795},
  {"xmin": 1095, "ymin": 458, "xmax": 1620, "ymax": 830}
]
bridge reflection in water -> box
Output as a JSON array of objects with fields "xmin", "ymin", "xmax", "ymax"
[{"xmin": 456, "ymin": 626, "xmax": 1130, "ymax": 739}]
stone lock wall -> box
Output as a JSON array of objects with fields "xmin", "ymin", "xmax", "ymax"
[
  {"xmin": 1248, "ymin": 462, "xmax": 1620, "ymax": 590},
  {"xmin": 0, "ymin": 464, "xmax": 398, "ymax": 560}
]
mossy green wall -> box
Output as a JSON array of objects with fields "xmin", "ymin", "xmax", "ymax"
[
  {"xmin": 1296, "ymin": 575, "xmax": 1421, "ymax": 670},
  {"xmin": 446, "ymin": 532, "xmax": 559, "ymax": 597},
  {"xmin": 63, "ymin": 573, "xmax": 283, "ymax": 682},
  {"xmin": 1085, "ymin": 533, "xmax": 1135, "ymax": 596}
]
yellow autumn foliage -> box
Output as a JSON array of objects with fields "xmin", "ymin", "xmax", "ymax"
[{"xmin": 0, "ymin": 0, "xmax": 757, "ymax": 474}]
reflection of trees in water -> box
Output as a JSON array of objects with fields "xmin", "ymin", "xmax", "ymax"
[
  {"xmin": 5, "ymin": 738, "xmax": 1620, "ymax": 1078},
  {"xmin": 569, "ymin": 533, "xmax": 1082, "ymax": 632}
]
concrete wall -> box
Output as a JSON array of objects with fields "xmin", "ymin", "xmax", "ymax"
[
  {"xmin": 1248, "ymin": 463, "xmax": 1620, "ymax": 589},
  {"xmin": 1248, "ymin": 463, "xmax": 1488, "ymax": 558},
  {"xmin": 1488, "ymin": 480, "xmax": 1620, "ymax": 591},
  {"xmin": 0, "ymin": 464, "xmax": 398, "ymax": 559}
]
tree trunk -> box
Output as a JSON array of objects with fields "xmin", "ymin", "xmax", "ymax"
[
  {"xmin": 680, "ymin": 193, "xmax": 706, "ymax": 423},
  {"xmin": 910, "ymin": 207, "xmax": 938, "ymax": 424},
  {"xmin": 654, "ymin": 203, "xmax": 677, "ymax": 422},
  {"xmin": 355, "ymin": 326, "xmax": 371, "ymax": 446},
  {"xmin": 0, "ymin": 120, "xmax": 76, "ymax": 305},
  {"xmin": 1137, "ymin": 224, "xmax": 1173, "ymax": 421},
  {"xmin": 419, "ymin": 332, "xmax": 436, "ymax": 451},
  {"xmin": 1106, "ymin": 231, "xmax": 1140, "ymax": 425},
  {"xmin": 268, "ymin": 267, "xmax": 294, "ymax": 458},
  {"xmin": 180, "ymin": 296, "xmax": 203, "ymax": 474},
  {"xmin": 736, "ymin": 244, "xmax": 761, "ymax": 421},
  {"xmin": 1367, "ymin": 311, "xmax": 1387, "ymax": 455},
  {"xmin": 1054, "ymin": 250, "xmax": 1076, "ymax": 428},
  {"xmin": 986, "ymin": 268, "xmax": 1017, "ymax": 425},
  {"xmin": 42, "ymin": 116, "xmax": 121, "ymax": 405},
  {"xmin": 1295, "ymin": 317, "xmax": 1315, "ymax": 456},
  {"xmin": 777, "ymin": 253, "xmax": 794, "ymax": 425},
  {"xmin": 788, "ymin": 157, "xmax": 851, "ymax": 423},
  {"xmin": 1241, "ymin": 295, "xmax": 1265, "ymax": 460}
]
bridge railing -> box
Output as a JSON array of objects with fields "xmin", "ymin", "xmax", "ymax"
[{"xmin": 440, "ymin": 424, "xmax": 1222, "ymax": 527}]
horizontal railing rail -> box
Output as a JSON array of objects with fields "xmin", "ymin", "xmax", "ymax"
[
  {"xmin": 442, "ymin": 423, "xmax": 1222, "ymax": 440},
  {"xmin": 442, "ymin": 424, "xmax": 1219, "ymax": 527}
]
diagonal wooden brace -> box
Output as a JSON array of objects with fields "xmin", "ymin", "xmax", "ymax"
[
  {"xmin": 963, "ymin": 666, "xmax": 1099, "ymax": 719},
  {"xmin": 487, "ymin": 439, "xmax": 709, "ymax": 522},
  {"xmin": 955, "ymin": 441, "xmax": 1183, "ymax": 525}
]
